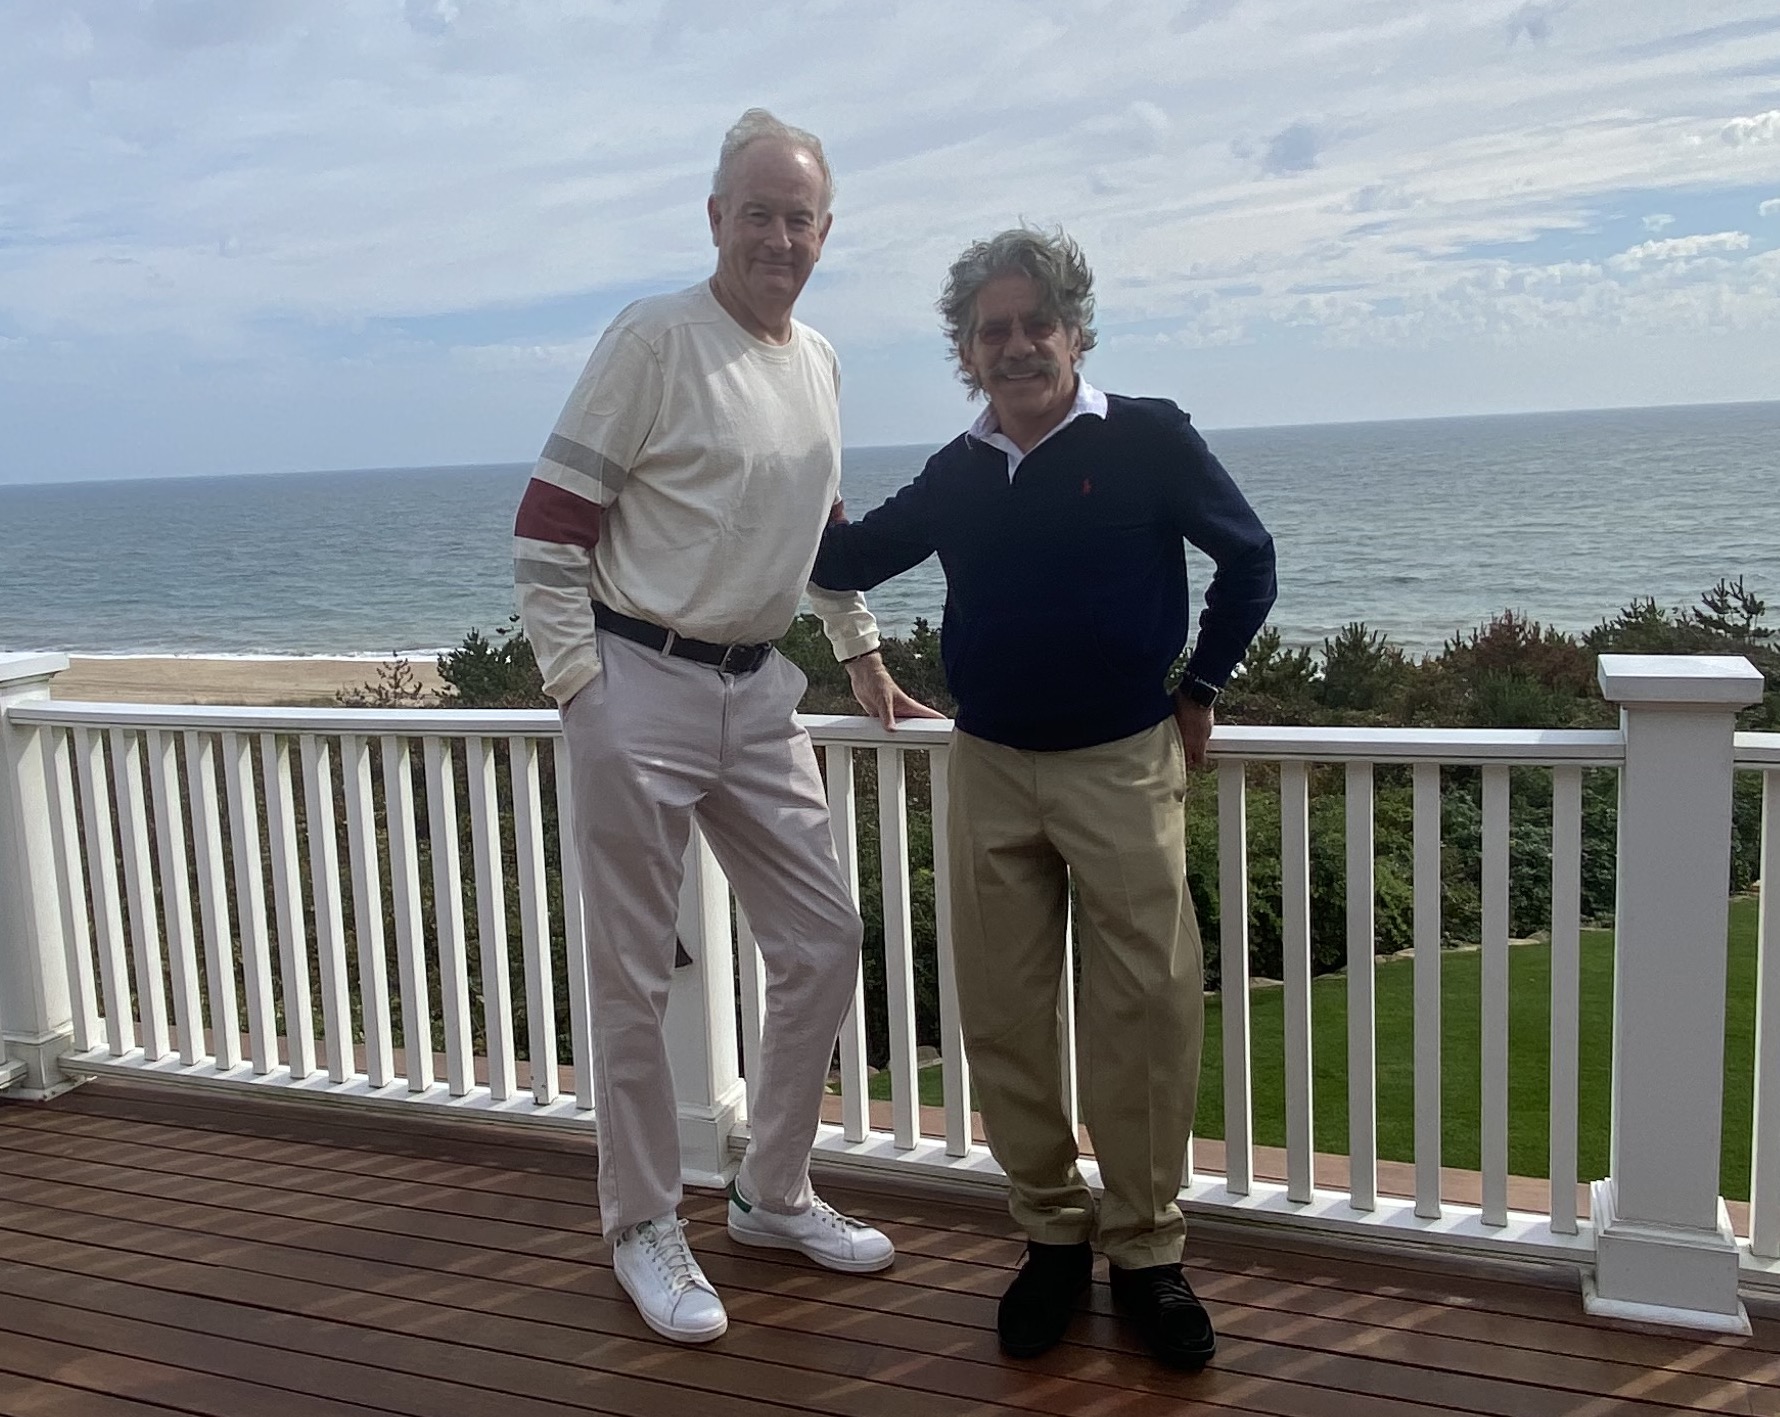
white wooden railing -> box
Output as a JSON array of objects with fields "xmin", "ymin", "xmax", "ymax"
[
  {"xmin": 0, "ymin": 649, "xmax": 1773, "ymax": 1334},
  {"xmin": 1738, "ymin": 727, "xmax": 1780, "ymax": 1274}
]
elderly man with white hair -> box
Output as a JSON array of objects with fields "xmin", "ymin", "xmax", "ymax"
[{"xmin": 513, "ymin": 109, "xmax": 937, "ymax": 1344}]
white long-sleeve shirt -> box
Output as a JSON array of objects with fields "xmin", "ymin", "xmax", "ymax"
[{"xmin": 513, "ymin": 282, "xmax": 879, "ymax": 703}]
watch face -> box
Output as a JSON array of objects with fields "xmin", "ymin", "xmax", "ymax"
[{"xmin": 1183, "ymin": 678, "xmax": 1219, "ymax": 707}]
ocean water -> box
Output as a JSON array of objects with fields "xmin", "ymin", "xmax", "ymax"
[{"xmin": 2, "ymin": 400, "xmax": 1776, "ymax": 660}]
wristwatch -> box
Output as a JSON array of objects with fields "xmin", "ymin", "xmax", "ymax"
[{"xmin": 1177, "ymin": 674, "xmax": 1220, "ymax": 709}]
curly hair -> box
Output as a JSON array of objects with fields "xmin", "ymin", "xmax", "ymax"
[{"xmin": 938, "ymin": 227, "xmax": 1098, "ymax": 393}]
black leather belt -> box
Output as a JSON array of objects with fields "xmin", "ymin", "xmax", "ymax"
[{"xmin": 593, "ymin": 602, "xmax": 773, "ymax": 675}]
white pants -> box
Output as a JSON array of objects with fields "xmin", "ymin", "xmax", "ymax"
[{"xmin": 561, "ymin": 629, "xmax": 862, "ymax": 1235}]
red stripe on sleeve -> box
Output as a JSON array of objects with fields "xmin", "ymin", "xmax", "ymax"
[{"xmin": 515, "ymin": 479, "xmax": 604, "ymax": 548}]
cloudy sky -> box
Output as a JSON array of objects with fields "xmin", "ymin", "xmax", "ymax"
[{"xmin": 2, "ymin": 0, "xmax": 1778, "ymax": 483}]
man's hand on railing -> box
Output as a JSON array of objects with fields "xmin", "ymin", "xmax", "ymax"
[{"xmin": 844, "ymin": 651, "xmax": 947, "ymax": 731}]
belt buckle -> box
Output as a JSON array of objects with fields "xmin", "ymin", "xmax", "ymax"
[{"xmin": 719, "ymin": 643, "xmax": 756, "ymax": 675}]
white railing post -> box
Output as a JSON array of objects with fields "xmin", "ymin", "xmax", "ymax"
[
  {"xmin": 664, "ymin": 828, "xmax": 744, "ymax": 1187},
  {"xmin": 1587, "ymin": 653, "xmax": 1764, "ymax": 1332},
  {"xmin": 0, "ymin": 653, "xmax": 78, "ymax": 1097}
]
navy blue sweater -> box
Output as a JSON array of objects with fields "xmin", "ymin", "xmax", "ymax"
[{"xmin": 812, "ymin": 394, "xmax": 1277, "ymax": 751}]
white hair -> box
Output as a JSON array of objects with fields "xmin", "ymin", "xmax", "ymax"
[{"xmin": 712, "ymin": 108, "xmax": 835, "ymax": 212}]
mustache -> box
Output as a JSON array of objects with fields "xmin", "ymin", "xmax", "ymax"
[{"xmin": 989, "ymin": 357, "xmax": 1060, "ymax": 381}]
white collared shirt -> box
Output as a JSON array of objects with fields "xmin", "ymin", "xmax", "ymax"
[{"xmin": 968, "ymin": 378, "xmax": 1109, "ymax": 479}]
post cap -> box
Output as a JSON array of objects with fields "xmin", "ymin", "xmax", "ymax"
[
  {"xmin": 1597, "ymin": 654, "xmax": 1765, "ymax": 708},
  {"xmin": 0, "ymin": 652, "xmax": 71, "ymax": 688}
]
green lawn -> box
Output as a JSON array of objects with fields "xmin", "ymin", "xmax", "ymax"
[{"xmin": 868, "ymin": 896, "xmax": 1763, "ymax": 1199}]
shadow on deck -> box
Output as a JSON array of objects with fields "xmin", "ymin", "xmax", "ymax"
[{"xmin": 0, "ymin": 1078, "xmax": 1775, "ymax": 1417}]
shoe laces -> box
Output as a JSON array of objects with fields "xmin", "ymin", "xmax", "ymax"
[
  {"xmin": 809, "ymin": 1196, "xmax": 868, "ymax": 1233},
  {"xmin": 635, "ymin": 1218, "xmax": 703, "ymax": 1294}
]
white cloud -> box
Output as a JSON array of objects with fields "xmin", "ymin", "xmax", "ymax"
[
  {"xmin": 3, "ymin": 0, "xmax": 1780, "ymax": 476},
  {"xmin": 1076, "ymin": 100, "xmax": 1171, "ymax": 155},
  {"xmin": 1761, "ymin": 198, "xmax": 1780, "ymax": 218},
  {"xmin": 1607, "ymin": 231, "xmax": 1751, "ymax": 271},
  {"xmin": 449, "ymin": 341, "xmax": 589, "ymax": 372},
  {"xmin": 1721, "ymin": 110, "xmax": 1780, "ymax": 145}
]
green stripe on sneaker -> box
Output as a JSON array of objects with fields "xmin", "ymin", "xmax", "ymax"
[{"xmin": 728, "ymin": 1180, "xmax": 752, "ymax": 1214}]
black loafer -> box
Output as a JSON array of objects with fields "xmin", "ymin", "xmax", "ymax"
[
  {"xmin": 1109, "ymin": 1261, "xmax": 1217, "ymax": 1370},
  {"xmin": 998, "ymin": 1240, "xmax": 1093, "ymax": 1358}
]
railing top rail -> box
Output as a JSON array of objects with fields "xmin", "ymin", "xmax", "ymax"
[
  {"xmin": 1208, "ymin": 724, "xmax": 1625, "ymax": 766},
  {"xmin": 6, "ymin": 700, "xmax": 564, "ymax": 736},
  {"xmin": 799, "ymin": 715, "xmax": 956, "ymax": 746},
  {"xmin": 1734, "ymin": 730, "xmax": 1780, "ymax": 768},
  {"xmin": 12, "ymin": 698, "xmax": 1626, "ymax": 766}
]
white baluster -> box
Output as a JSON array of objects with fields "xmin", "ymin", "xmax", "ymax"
[
  {"xmin": 110, "ymin": 729, "xmax": 170, "ymax": 1060},
  {"xmin": 1280, "ymin": 759, "xmax": 1314, "ymax": 1204},
  {"xmin": 877, "ymin": 744, "xmax": 919, "ymax": 1150},
  {"xmin": 1412, "ymin": 760, "xmax": 1443, "ymax": 1219},
  {"xmin": 261, "ymin": 734, "xmax": 316, "ymax": 1079},
  {"xmin": 300, "ymin": 735, "xmax": 353, "ymax": 1083},
  {"xmin": 221, "ymin": 732, "xmax": 277, "ymax": 1075},
  {"xmin": 146, "ymin": 729, "xmax": 203, "ymax": 1064},
  {"xmin": 509, "ymin": 735, "xmax": 557, "ymax": 1105},
  {"xmin": 467, "ymin": 736, "xmax": 516, "ymax": 1100},
  {"xmin": 46, "ymin": 729, "xmax": 99, "ymax": 1054},
  {"xmin": 827, "ymin": 746, "xmax": 869, "ymax": 1143},
  {"xmin": 75, "ymin": 728, "xmax": 132, "ymax": 1057},
  {"xmin": 424, "ymin": 738, "xmax": 474, "ymax": 1097},
  {"xmin": 341, "ymin": 734, "xmax": 394, "ymax": 1088},
  {"xmin": 929, "ymin": 744, "xmax": 971, "ymax": 1158},
  {"xmin": 381, "ymin": 736, "xmax": 433, "ymax": 1092},
  {"xmin": 1480, "ymin": 766, "xmax": 1511, "ymax": 1227},
  {"xmin": 1217, "ymin": 759, "xmax": 1253, "ymax": 1196},
  {"xmin": 1547, "ymin": 765, "xmax": 1583, "ymax": 1235},
  {"xmin": 1345, "ymin": 760, "xmax": 1377, "ymax": 1212},
  {"xmin": 184, "ymin": 731, "xmax": 242, "ymax": 1071}
]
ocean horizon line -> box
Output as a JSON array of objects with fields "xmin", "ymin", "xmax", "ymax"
[{"xmin": 5, "ymin": 395, "xmax": 1776, "ymax": 491}]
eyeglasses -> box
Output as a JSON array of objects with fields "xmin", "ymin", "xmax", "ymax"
[{"xmin": 974, "ymin": 312, "xmax": 1060, "ymax": 347}]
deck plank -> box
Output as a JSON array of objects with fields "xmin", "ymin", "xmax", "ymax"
[
  {"xmin": 4, "ymin": 1111, "xmax": 1774, "ymax": 1398},
  {"xmin": 0, "ymin": 1079, "xmax": 1773, "ymax": 1417}
]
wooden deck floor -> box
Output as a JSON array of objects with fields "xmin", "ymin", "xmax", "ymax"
[{"xmin": 0, "ymin": 1081, "xmax": 1776, "ymax": 1417}]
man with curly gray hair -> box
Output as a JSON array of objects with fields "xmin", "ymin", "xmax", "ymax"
[{"xmin": 813, "ymin": 226, "xmax": 1276, "ymax": 1372}]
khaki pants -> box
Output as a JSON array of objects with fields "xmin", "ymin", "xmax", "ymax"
[
  {"xmin": 948, "ymin": 720, "xmax": 1204, "ymax": 1269},
  {"xmin": 562, "ymin": 629, "xmax": 862, "ymax": 1236}
]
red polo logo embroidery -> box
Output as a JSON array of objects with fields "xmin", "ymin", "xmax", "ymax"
[{"xmin": 1081, "ymin": 478, "xmax": 1092, "ymax": 496}]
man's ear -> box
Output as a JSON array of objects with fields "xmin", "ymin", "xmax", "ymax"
[{"xmin": 707, "ymin": 194, "xmax": 723, "ymax": 247}]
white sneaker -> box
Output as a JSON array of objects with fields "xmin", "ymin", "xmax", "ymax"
[
  {"xmin": 612, "ymin": 1214, "xmax": 728, "ymax": 1343},
  {"xmin": 727, "ymin": 1181, "xmax": 896, "ymax": 1273}
]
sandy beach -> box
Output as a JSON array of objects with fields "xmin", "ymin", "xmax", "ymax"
[{"xmin": 50, "ymin": 655, "xmax": 445, "ymax": 707}]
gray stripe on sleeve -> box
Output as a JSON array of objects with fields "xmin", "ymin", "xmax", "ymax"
[
  {"xmin": 541, "ymin": 434, "xmax": 629, "ymax": 499},
  {"xmin": 514, "ymin": 557, "xmax": 590, "ymax": 588}
]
